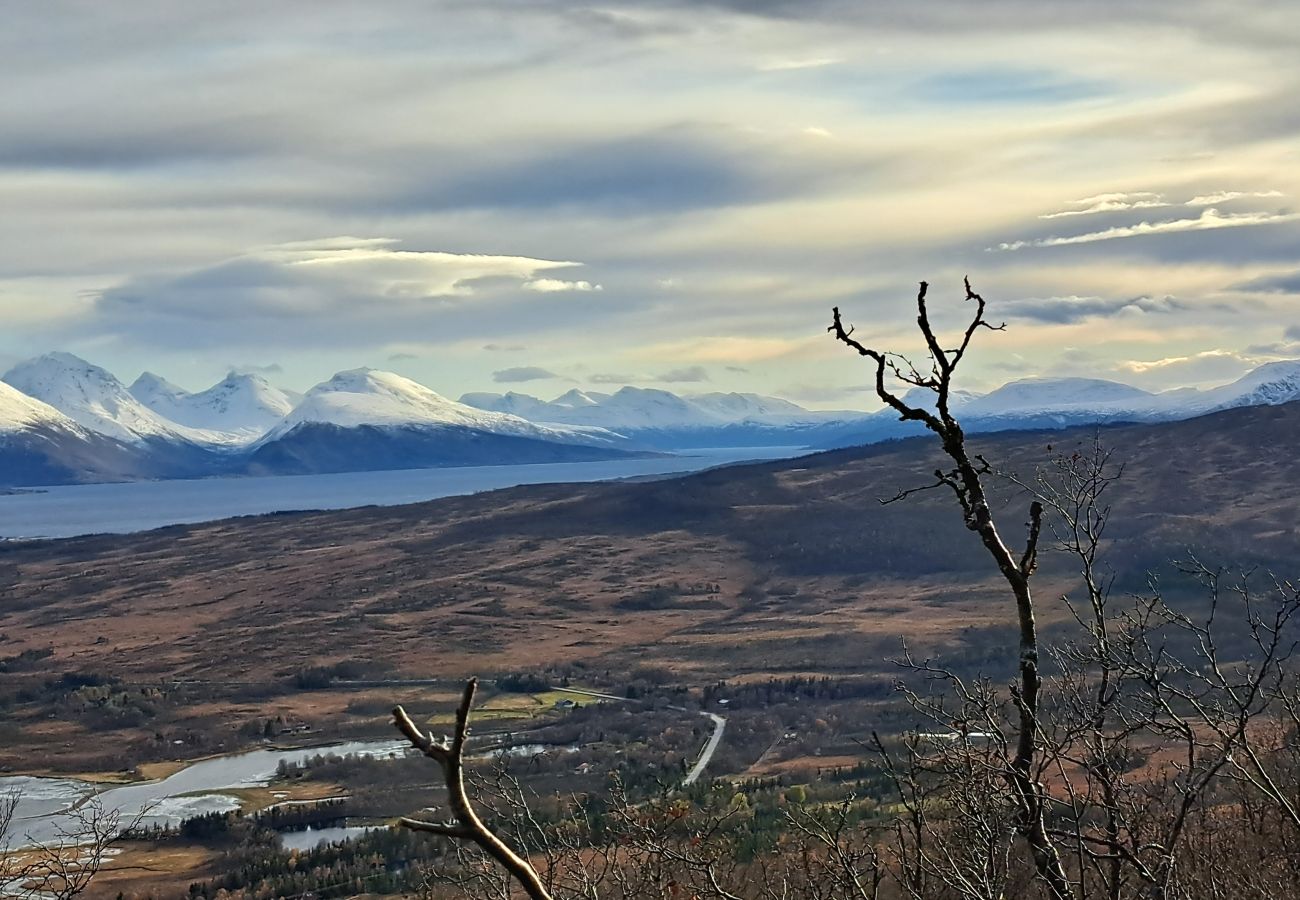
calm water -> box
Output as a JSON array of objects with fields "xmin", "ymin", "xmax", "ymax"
[
  {"xmin": 0, "ymin": 739, "xmax": 411, "ymax": 848},
  {"xmin": 278, "ymin": 825, "xmax": 378, "ymax": 852},
  {"xmin": 0, "ymin": 447, "xmax": 805, "ymax": 540}
]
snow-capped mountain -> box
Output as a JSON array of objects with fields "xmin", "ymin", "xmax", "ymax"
[
  {"xmin": 261, "ymin": 369, "xmax": 622, "ymax": 446},
  {"xmin": 817, "ymin": 364, "xmax": 1300, "ymax": 449},
  {"xmin": 246, "ymin": 368, "xmax": 642, "ymax": 475},
  {"xmin": 958, "ymin": 378, "xmax": 1154, "ymax": 419},
  {"xmin": 128, "ymin": 372, "xmax": 190, "ymax": 415},
  {"xmin": 5, "ymin": 348, "xmax": 1298, "ymax": 486},
  {"xmin": 131, "ymin": 371, "xmax": 299, "ymax": 440},
  {"xmin": 3, "ymin": 353, "xmax": 223, "ymax": 447},
  {"xmin": 552, "ymin": 388, "xmax": 606, "ymax": 408},
  {"xmin": 457, "ymin": 390, "xmax": 563, "ymax": 422},
  {"xmin": 686, "ymin": 391, "xmax": 818, "ymax": 422},
  {"xmin": 458, "ymin": 387, "xmax": 864, "ymax": 448},
  {"xmin": 0, "ymin": 380, "xmax": 157, "ymax": 486},
  {"xmin": 1171, "ymin": 360, "xmax": 1300, "ymax": 413}
]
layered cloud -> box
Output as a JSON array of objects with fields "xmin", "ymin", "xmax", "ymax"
[
  {"xmin": 2, "ymin": 2, "xmax": 1300, "ymax": 403},
  {"xmin": 997, "ymin": 208, "xmax": 1300, "ymax": 251},
  {"xmin": 1000, "ymin": 294, "xmax": 1189, "ymax": 324},
  {"xmin": 1039, "ymin": 193, "xmax": 1171, "ymax": 219},
  {"xmin": 92, "ymin": 239, "xmax": 584, "ymax": 324}
]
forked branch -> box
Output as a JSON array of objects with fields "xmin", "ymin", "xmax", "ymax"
[{"xmin": 394, "ymin": 678, "xmax": 554, "ymax": 900}]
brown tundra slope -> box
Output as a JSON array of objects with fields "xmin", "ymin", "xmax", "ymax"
[{"xmin": 0, "ymin": 401, "xmax": 1297, "ymax": 769}]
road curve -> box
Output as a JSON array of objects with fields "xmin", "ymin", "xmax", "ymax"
[
  {"xmin": 683, "ymin": 712, "xmax": 727, "ymax": 786},
  {"xmin": 548, "ymin": 686, "xmax": 726, "ymax": 787}
]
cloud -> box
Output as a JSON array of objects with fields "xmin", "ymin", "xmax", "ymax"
[
  {"xmin": 1244, "ymin": 339, "xmax": 1300, "ymax": 356},
  {"xmin": 387, "ymin": 352, "xmax": 419, "ymax": 362},
  {"xmin": 641, "ymin": 336, "xmax": 815, "ymax": 364},
  {"xmin": 1039, "ymin": 192, "xmax": 1170, "ymax": 219},
  {"xmin": 1000, "ymin": 293, "xmax": 1188, "ymax": 324},
  {"xmin": 258, "ymin": 238, "xmax": 582, "ymax": 298},
  {"xmin": 589, "ymin": 372, "xmax": 637, "ymax": 384},
  {"xmin": 1114, "ymin": 349, "xmax": 1263, "ymax": 387},
  {"xmin": 778, "ymin": 383, "xmax": 873, "ymax": 404},
  {"xmin": 6, "ymin": 1, "xmax": 1300, "ymax": 395},
  {"xmin": 1289, "ymin": 325, "xmax": 1300, "ymax": 342},
  {"xmin": 759, "ymin": 57, "xmax": 842, "ymax": 72},
  {"xmin": 653, "ymin": 365, "xmax": 710, "ymax": 383},
  {"xmin": 91, "ymin": 239, "xmax": 579, "ymax": 330},
  {"xmin": 995, "ymin": 209, "xmax": 1300, "ymax": 251},
  {"xmin": 588, "ymin": 366, "xmax": 710, "ymax": 384},
  {"xmin": 1187, "ymin": 190, "xmax": 1284, "ymax": 206},
  {"xmin": 912, "ymin": 67, "xmax": 1108, "ymax": 106},
  {"xmin": 523, "ymin": 278, "xmax": 602, "ymax": 293},
  {"xmin": 397, "ymin": 125, "xmax": 837, "ymax": 215},
  {"xmin": 1233, "ymin": 270, "xmax": 1300, "ymax": 294},
  {"xmin": 492, "ymin": 366, "xmax": 561, "ymax": 383},
  {"xmin": 228, "ymin": 361, "xmax": 284, "ymax": 375}
]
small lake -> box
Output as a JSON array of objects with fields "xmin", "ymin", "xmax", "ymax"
[
  {"xmin": 0, "ymin": 446, "xmax": 805, "ymax": 540},
  {"xmin": 0, "ymin": 739, "xmax": 411, "ymax": 849},
  {"xmin": 278, "ymin": 824, "xmax": 378, "ymax": 852}
]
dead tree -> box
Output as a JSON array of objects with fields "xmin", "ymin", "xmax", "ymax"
[{"xmin": 829, "ymin": 279, "xmax": 1071, "ymax": 898}]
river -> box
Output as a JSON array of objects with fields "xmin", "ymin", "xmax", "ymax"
[{"xmin": 0, "ymin": 740, "xmax": 410, "ymax": 849}]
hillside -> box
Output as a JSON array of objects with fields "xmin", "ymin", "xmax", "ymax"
[{"xmin": 1, "ymin": 400, "xmax": 1297, "ymax": 773}]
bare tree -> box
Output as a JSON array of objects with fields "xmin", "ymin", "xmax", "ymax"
[
  {"xmin": 2, "ymin": 792, "xmax": 125, "ymax": 900},
  {"xmin": 1012, "ymin": 438, "xmax": 1300, "ymax": 898},
  {"xmin": 830, "ymin": 279, "xmax": 1070, "ymax": 898},
  {"xmin": 392, "ymin": 279, "xmax": 1298, "ymax": 899},
  {"xmin": 832, "ymin": 286, "xmax": 1300, "ymax": 900}
]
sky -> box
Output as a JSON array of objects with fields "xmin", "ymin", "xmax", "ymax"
[{"xmin": 2, "ymin": 1, "xmax": 1298, "ymax": 410}]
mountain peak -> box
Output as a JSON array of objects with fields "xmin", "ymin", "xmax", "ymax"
[
  {"xmin": 552, "ymin": 388, "xmax": 599, "ymax": 408},
  {"xmin": 4, "ymin": 353, "xmax": 185, "ymax": 444},
  {"xmin": 130, "ymin": 371, "xmax": 191, "ymax": 405},
  {"xmin": 263, "ymin": 368, "xmax": 619, "ymax": 449}
]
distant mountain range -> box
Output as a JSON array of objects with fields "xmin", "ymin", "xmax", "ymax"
[
  {"xmin": 459, "ymin": 361, "xmax": 1300, "ymax": 450},
  {"xmin": 0, "ymin": 354, "xmax": 650, "ymax": 485},
  {"xmin": 2, "ymin": 351, "xmax": 1299, "ymax": 486}
]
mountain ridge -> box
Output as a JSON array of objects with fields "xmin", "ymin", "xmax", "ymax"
[{"xmin": 3, "ymin": 350, "xmax": 1299, "ymax": 486}]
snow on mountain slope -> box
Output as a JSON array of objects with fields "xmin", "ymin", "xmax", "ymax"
[
  {"xmin": 456, "ymin": 391, "xmax": 558, "ymax": 421},
  {"xmin": 960, "ymin": 378, "xmax": 1154, "ymax": 417},
  {"xmin": 0, "ymin": 380, "xmax": 84, "ymax": 434},
  {"xmin": 1180, "ymin": 360, "xmax": 1300, "ymax": 412},
  {"xmin": 552, "ymin": 389, "xmax": 602, "ymax": 409},
  {"xmin": 263, "ymin": 369, "xmax": 623, "ymax": 447},
  {"xmin": 3, "ymin": 353, "xmax": 231, "ymax": 446},
  {"xmin": 542, "ymin": 386, "xmax": 731, "ymax": 430},
  {"xmin": 129, "ymin": 372, "xmax": 190, "ymax": 413},
  {"xmin": 0, "ymin": 380, "xmax": 176, "ymax": 486},
  {"xmin": 685, "ymin": 392, "xmax": 831, "ymax": 422},
  {"xmin": 463, "ymin": 386, "xmax": 863, "ymax": 428},
  {"xmin": 132, "ymin": 371, "xmax": 297, "ymax": 438}
]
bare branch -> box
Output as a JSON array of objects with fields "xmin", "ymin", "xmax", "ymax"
[{"xmin": 394, "ymin": 678, "xmax": 555, "ymax": 900}]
